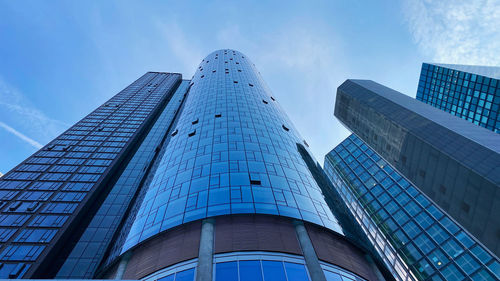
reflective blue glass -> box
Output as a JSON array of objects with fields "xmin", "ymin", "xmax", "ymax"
[
  {"xmin": 284, "ymin": 262, "xmax": 310, "ymax": 281},
  {"xmin": 145, "ymin": 252, "xmax": 366, "ymax": 281},
  {"xmin": 323, "ymin": 270, "xmax": 343, "ymax": 281},
  {"xmin": 239, "ymin": 261, "xmax": 263, "ymax": 281},
  {"xmin": 158, "ymin": 274, "xmax": 174, "ymax": 281},
  {"xmin": 215, "ymin": 262, "xmax": 238, "ymax": 281},
  {"xmin": 0, "ymin": 72, "xmax": 181, "ymax": 278},
  {"xmin": 175, "ymin": 268, "xmax": 195, "ymax": 281},
  {"xmin": 116, "ymin": 49, "xmax": 342, "ymax": 255},
  {"xmin": 58, "ymin": 79, "xmax": 190, "ymax": 278},
  {"xmin": 262, "ymin": 261, "xmax": 287, "ymax": 281},
  {"xmin": 416, "ymin": 63, "xmax": 500, "ymax": 133},
  {"xmin": 324, "ymin": 134, "xmax": 500, "ymax": 281}
]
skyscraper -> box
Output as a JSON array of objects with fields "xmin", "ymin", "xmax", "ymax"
[
  {"xmin": 0, "ymin": 50, "xmax": 389, "ymax": 281},
  {"xmin": 416, "ymin": 63, "xmax": 500, "ymax": 133},
  {"xmin": 0, "ymin": 72, "xmax": 184, "ymax": 278},
  {"xmin": 333, "ymin": 79, "xmax": 500, "ymax": 259},
  {"xmin": 325, "ymin": 134, "xmax": 500, "ymax": 281}
]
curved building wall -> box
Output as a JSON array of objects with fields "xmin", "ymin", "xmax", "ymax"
[
  {"xmin": 117, "ymin": 49, "xmax": 343, "ymax": 254},
  {"xmin": 103, "ymin": 215, "xmax": 378, "ymax": 280}
]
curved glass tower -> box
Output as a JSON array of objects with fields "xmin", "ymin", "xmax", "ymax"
[
  {"xmin": 100, "ymin": 50, "xmax": 386, "ymax": 281},
  {"xmin": 120, "ymin": 49, "xmax": 342, "ymax": 249}
]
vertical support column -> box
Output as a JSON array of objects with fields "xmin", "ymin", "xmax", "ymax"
[
  {"xmin": 294, "ymin": 220, "xmax": 327, "ymax": 281},
  {"xmin": 196, "ymin": 218, "xmax": 215, "ymax": 281},
  {"xmin": 114, "ymin": 251, "xmax": 132, "ymax": 280}
]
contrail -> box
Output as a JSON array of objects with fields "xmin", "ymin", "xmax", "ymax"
[{"xmin": 0, "ymin": 121, "xmax": 43, "ymax": 149}]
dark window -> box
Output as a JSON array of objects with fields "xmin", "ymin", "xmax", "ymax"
[
  {"xmin": 188, "ymin": 130, "xmax": 196, "ymax": 137},
  {"xmin": 282, "ymin": 125, "xmax": 290, "ymax": 131},
  {"xmin": 249, "ymin": 174, "xmax": 261, "ymax": 185}
]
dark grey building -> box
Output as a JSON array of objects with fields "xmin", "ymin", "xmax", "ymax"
[
  {"xmin": 334, "ymin": 79, "xmax": 500, "ymax": 259},
  {"xmin": 416, "ymin": 63, "xmax": 500, "ymax": 133},
  {"xmin": 0, "ymin": 50, "xmax": 391, "ymax": 281},
  {"xmin": 0, "ymin": 72, "xmax": 184, "ymax": 278}
]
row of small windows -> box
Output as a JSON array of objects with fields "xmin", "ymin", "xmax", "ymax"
[
  {"xmin": 422, "ymin": 64, "xmax": 500, "ymax": 88},
  {"xmin": 0, "ymin": 72, "xmax": 175, "ymax": 272}
]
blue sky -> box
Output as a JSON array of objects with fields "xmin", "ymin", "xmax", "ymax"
[{"xmin": 1, "ymin": 0, "xmax": 499, "ymax": 173}]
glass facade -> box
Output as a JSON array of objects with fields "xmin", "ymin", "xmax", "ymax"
[
  {"xmin": 416, "ymin": 63, "xmax": 500, "ymax": 133},
  {"xmin": 56, "ymin": 80, "xmax": 191, "ymax": 278},
  {"xmin": 324, "ymin": 134, "xmax": 500, "ymax": 281},
  {"xmin": 0, "ymin": 72, "xmax": 181, "ymax": 278},
  {"xmin": 111, "ymin": 49, "xmax": 342, "ymax": 256},
  {"xmin": 142, "ymin": 252, "xmax": 367, "ymax": 281},
  {"xmin": 334, "ymin": 79, "xmax": 500, "ymax": 261}
]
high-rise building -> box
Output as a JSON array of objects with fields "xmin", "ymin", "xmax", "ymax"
[
  {"xmin": 334, "ymin": 79, "xmax": 500, "ymax": 259},
  {"xmin": 416, "ymin": 63, "xmax": 500, "ymax": 133},
  {"xmin": 0, "ymin": 50, "xmax": 391, "ymax": 281},
  {"xmin": 324, "ymin": 134, "xmax": 500, "ymax": 281},
  {"xmin": 0, "ymin": 72, "xmax": 184, "ymax": 278}
]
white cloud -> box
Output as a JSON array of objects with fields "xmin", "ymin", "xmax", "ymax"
[
  {"xmin": 0, "ymin": 77, "xmax": 68, "ymax": 143},
  {"xmin": 0, "ymin": 121, "xmax": 43, "ymax": 149},
  {"xmin": 403, "ymin": 0, "xmax": 500, "ymax": 65}
]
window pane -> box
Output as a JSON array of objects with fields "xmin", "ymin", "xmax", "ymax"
[
  {"xmin": 175, "ymin": 268, "xmax": 195, "ymax": 281},
  {"xmin": 284, "ymin": 262, "xmax": 310, "ymax": 281},
  {"xmin": 158, "ymin": 273, "xmax": 174, "ymax": 281},
  {"xmin": 262, "ymin": 261, "xmax": 286, "ymax": 281},
  {"xmin": 240, "ymin": 261, "xmax": 263, "ymax": 281},
  {"xmin": 215, "ymin": 262, "xmax": 238, "ymax": 281},
  {"xmin": 323, "ymin": 270, "xmax": 343, "ymax": 281}
]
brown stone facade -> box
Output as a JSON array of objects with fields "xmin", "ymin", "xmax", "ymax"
[{"xmin": 103, "ymin": 215, "xmax": 380, "ymax": 280}]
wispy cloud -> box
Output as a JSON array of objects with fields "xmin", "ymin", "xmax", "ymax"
[
  {"xmin": 0, "ymin": 121, "xmax": 43, "ymax": 149},
  {"xmin": 402, "ymin": 0, "xmax": 500, "ymax": 65},
  {"xmin": 0, "ymin": 77, "xmax": 68, "ymax": 145}
]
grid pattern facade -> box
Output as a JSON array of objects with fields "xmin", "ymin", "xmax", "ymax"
[
  {"xmin": 0, "ymin": 72, "xmax": 181, "ymax": 278},
  {"xmin": 56, "ymin": 80, "xmax": 190, "ymax": 278},
  {"xmin": 112, "ymin": 49, "xmax": 342, "ymax": 256},
  {"xmin": 325, "ymin": 135, "xmax": 500, "ymax": 281},
  {"xmin": 416, "ymin": 63, "xmax": 500, "ymax": 133},
  {"xmin": 334, "ymin": 79, "xmax": 500, "ymax": 259}
]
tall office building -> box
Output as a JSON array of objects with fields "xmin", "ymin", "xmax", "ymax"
[
  {"xmin": 324, "ymin": 134, "xmax": 500, "ymax": 281},
  {"xmin": 322, "ymin": 63, "xmax": 500, "ymax": 281},
  {"xmin": 333, "ymin": 79, "xmax": 500, "ymax": 260},
  {"xmin": 416, "ymin": 63, "xmax": 500, "ymax": 133},
  {"xmin": 0, "ymin": 50, "xmax": 390, "ymax": 281}
]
